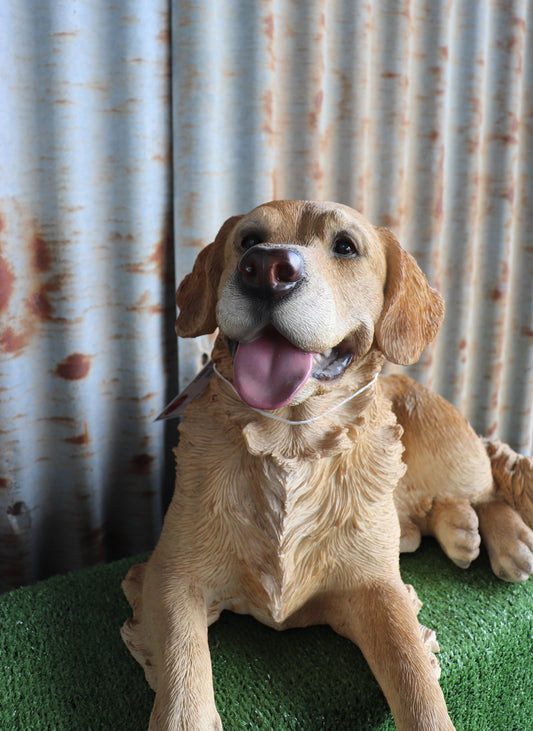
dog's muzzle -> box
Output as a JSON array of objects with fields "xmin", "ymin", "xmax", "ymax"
[{"xmin": 226, "ymin": 245, "xmax": 356, "ymax": 410}]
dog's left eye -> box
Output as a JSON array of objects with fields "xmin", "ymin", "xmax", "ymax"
[
  {"xmin": 333, "ymin": 236, "xmax": 359, "ymax": 258},
  {"xmin": 241, "ymin": 232, "xmax": 263, "ymax": 250}
]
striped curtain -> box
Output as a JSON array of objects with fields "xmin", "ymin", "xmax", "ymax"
[{"xmin": 1, "ymin": 0, "xmax": 531, "ymax": 590}]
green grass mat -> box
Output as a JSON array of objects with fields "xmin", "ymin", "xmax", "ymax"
[{"xmin": 1, "ymin": 540, "xmax": 531, "ymax": 730}]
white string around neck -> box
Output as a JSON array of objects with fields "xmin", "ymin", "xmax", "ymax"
[{"xmin": 212, "ymin": 364, "xmax": 379, "ymax": 425}]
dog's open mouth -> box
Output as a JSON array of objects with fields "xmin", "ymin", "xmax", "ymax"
[{"xmin": 228, "ymin": 329, "xmax": 353, "ymax": 410}]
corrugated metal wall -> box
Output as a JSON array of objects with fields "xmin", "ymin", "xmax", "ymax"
[
  {"xmin": 1, "ymin": 0, "xmax": 532, "ymax": 590},
  {"xmin": 0, "ymin": 0, "xmax": 175, "ymax": 591}
]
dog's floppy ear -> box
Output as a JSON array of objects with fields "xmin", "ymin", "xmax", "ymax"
[
  {"xmin": 175, "ymin": 215, "xmax": 243, "ymax": 338},
  {"xmin": 375, "ymin": 227, "xmax": 445, "ymax": 365}
]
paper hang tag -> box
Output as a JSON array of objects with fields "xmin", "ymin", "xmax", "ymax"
[{"xmin": 155, "ymin": 361, "xmax": 215, "ymax": 421}]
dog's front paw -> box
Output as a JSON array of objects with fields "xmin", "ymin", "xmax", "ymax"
[{"xmin": 429, "ymin": 500, "xmax": 481, "ymax": 568}]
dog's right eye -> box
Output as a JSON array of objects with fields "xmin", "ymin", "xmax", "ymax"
[
  {"xmin": 333, "ymin": 235, "xmax": 359, "ymax": 258},
  {"xmin": 240, "ymin": 233, "xmax": 263, "ymax": 250}
]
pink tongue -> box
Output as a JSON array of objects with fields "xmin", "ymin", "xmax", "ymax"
[{"xmin": 234, "ymin": 331, "xmax": 314, "ymax": 410}]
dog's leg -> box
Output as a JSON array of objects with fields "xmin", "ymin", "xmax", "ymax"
[
  {"xmin": 476, "ymin": 500, "xmax": 533, "ymax": 582},
  {"xmin": 385, "ymin": 374, "xmax": 492, "ymax": 569},
  {"xmin": 474, "ymin": 439, "xmax": 533, "ymax": 582},
  {"xmin": 326, "ymin": 582, "xmax": 454, "ymax": 731},
  {"xmin": 137, "ymin": 557, "xmax": 221, "ymax": 731},
  {"xmin": 404, "ymin": 584, "xmax": 441, "ymax": 679},
  {"xmin": 122, "ymin": 562, "xmax": 158, "ymax": 690}
]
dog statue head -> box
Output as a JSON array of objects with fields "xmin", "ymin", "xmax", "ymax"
[{"xmin": 175, "ymin": 200, "xmax": 444, "ymax": 410}]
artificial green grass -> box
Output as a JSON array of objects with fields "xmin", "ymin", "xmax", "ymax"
[{"xmin": 1, "ymin": 540, "xmax": 531, "ymax": 730}]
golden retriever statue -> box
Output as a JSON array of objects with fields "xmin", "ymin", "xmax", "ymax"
[{"xmin": 122, "ymin": 200, "xmax": 533, "ymax": 730}]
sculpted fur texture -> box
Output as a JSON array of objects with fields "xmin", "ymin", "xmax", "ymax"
[{"xmin": 121, "ymin": 200, "xmax": 533, "ymax": 730}]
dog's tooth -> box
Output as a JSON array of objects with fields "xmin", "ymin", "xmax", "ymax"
[{"xmin": 313, "ymin": 349, "xmax": 332, "ymax": 366}]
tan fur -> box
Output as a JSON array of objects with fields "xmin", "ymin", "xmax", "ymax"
[{"xmin": 121, "ymin": 200, "xmax": 533, "ymax": 730}]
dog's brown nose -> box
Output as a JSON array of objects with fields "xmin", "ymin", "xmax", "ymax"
[{"xmin": 238, "ymin": 246, "xmax": 304, "ymax": 300}]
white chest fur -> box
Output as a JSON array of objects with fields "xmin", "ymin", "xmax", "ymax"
[
  {"xmin": 217, "ymin": 439, "xmax": 398, "ymax": 627},
  {"xmin": 224, "ymin": 454, "xmax": 335, "ymax": 624}
]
